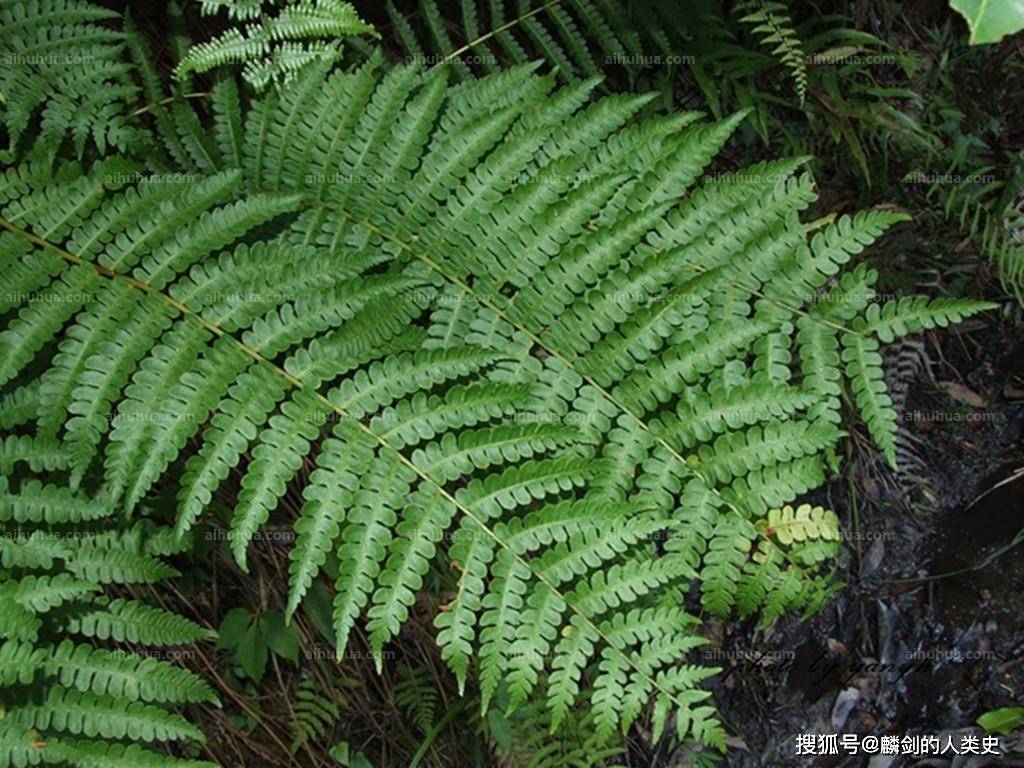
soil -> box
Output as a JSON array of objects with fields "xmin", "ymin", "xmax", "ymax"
[{"xmin": 698, "ymin": 317, "xmax": 1024, "ymax": 768}]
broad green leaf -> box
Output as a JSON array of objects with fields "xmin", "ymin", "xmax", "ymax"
[
  {"xmin": 238, "ymin": 624, "xmax": 268, "ymax": 681},
  {"xmin": 950, "ymin": 0, "xmax": 1024, "ymax": 43},
  {"xmin": 217, "ymin": 607, "xmax": 253, "ymax": 648},
  {"xmin": 978, "ymin": 706, "xmax": 1024, "ymax": 734},
  {"xmin": 260, "ymin": 611, "xmax": 300, "ymax": 664}
]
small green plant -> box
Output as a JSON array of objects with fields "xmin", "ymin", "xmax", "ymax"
[
  {"xmin": 176, "ymin": 0, "xmax": 378, "ymax": 90},
  {"xmin": 978, "ymin": 706, "xmax": 1024, "ymax": 735},
  {"xmin": 329, "ymin": 739, "xmax": 376, "ymax": 767},
  {"xmin": 217, "ymin": 608, "xmax": 299, "ymax": 681}
]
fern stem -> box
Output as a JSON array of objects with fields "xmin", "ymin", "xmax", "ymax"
[
  {"xmin": 332, "ymin": 205, "xmax": 838, "ymax": 571},
  {"xmin": 127, "ymin": 92, "xmax": 213, "ymax": 118},
  {"xmin": 429, "ymin": 0, "xmax": 567, "ymax": 71}
]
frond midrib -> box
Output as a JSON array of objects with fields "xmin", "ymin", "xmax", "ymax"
[
  {"xmin": 322, "ymin": 200, "xmax": 864, "ymax": 568},
  {"xmin": 0, "ymin": 215, "xmax": 709, "ymax": 727}
]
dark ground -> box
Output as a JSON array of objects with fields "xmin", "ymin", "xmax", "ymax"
[{"xmin": 699, "ymin": 311, "xmax": 1024, "ymax": 768}]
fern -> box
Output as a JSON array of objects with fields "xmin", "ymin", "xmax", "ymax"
[
  {"xmin": 383, "ymin": 0, "xmax": 688, "ymax": 86},
  {"xmin": 735, "ymin": 0, "xmax": 807, "ymax": 104},
  {"xmin": 0, "ymin": 458, "xmax": 216, "ymax": 766},
  {"xmin": 0, "ymin": 27, "xmax": 996, "ymax": 755},
  {"xmin": 489, "ymin": 694, "xmax": 628, "ymax": 767},
  {"xmin": 394, "ymin": 662, "xmax": 439, "ymax": 732},
  {"xmin": 762, "ymin": 503, "xmax": 840, "ymax": 546},
  {"xmin": 0, "ymin": 0, "xmax": 147, "ymax": 160},
  {"xmin": 176, "ymin": 0, "xmax": 377, "ymax": 90},
  {"xmin": 917, "ymin": 159, "xmax": 1024, "ymax": 302},
  {"xmin": 382, "ymin": 0, "xmax": 812, "ymax": 112},
  {"xmin": 896, "ymin": 61, "xmax": 1024, "ymax": 303},
  {"xmin": 289, "ymin": 677, "xmax": 342, "ymax": 754},
  {"xmin": 998, "ymin": 196, "xmax": 1024, "ymax": 301}
]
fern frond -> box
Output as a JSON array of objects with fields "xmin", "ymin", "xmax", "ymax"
[
  {"xmin": 0, "ymin": 477, "xmax": 109, "ymax": 523},
  {"xmin": 7, "ymin": 687, "xmax": 204, "ymax": 742},
  {"xmin": 3, "ymin": 573, "xmax": 100, "ymax": 613},
  {"xmin": 841, "ymin": 332, "xmax": 897, "ymax": 467},
  {"xmin": 30, "ymin": 736, "xmax": 218, "ymax": 768},
  {"xmin": 46, "ymin": 640, "xmax": 217, "ymax": 704},
  {"xmin": 384, "ymin": 0, "xmax": 685, "ymax": 89},
  {"xmin": 0, "ymin": 0, "xmax": 145, "ymax": 158},
  {"xmin": 1, "ymin": 433, "xmax": 72, "ymax": 473},
  {"xmin": 176, "ymin": 0, "xmax": 376, "ymax": 90},
  {"xmin": 0, "ymin": 459, "xmax": 215, "ymax": 767},
  {"xmin": 840, "ymin": 297, "xmax": 992, "ymax": 467},
  {"xmin": 0, "ymin": 56, "xmax": 987, "ymax": 750},
  {"xmin": 66, "ymin": 598, "xmax": 215, "ymax": 645},
  {"xmin": 853, "ymin": 296, "xmax": 997, "ymax": 343},
  {"xmin": 64, "ymin": 539, "xmax": 180, "ymax": 584},
  {"xmin": 737, "ymin": 0, "xmax": 807, "ymax": 104},
  {"xmin": 289, "ymin": 678, "xmax": 341, "ymax": 753},
  {"xmin": 762, "ymin": 504, "xmax": 840, "ymax": 545},
  {"xmin": 0, "ymin": 639, "xmax": 46, "ymax": 684},
  {"xmin": 394, "ymin": 663, "xmax": 438, "ymax": 733}
]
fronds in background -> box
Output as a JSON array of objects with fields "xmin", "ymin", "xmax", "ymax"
[
  {"xmin": 909, "ymin": 144, "xmax": 1024, "ymax": 302},
  {"xmin": 0, "ymin": 0, "xmax": 145, "ymax": 160},
  {"xmin": 736, "ymin": 0, "xmax": 807, "ymax": 104},
  {"xmin": 176, "ymin": 0, "xmax": 377, "ymax": 90},
  {"xmin": 1002, "ymin": 196, "xmax": 1024, "ymax": 300},
  {"xmin": 902, "ymin": 28, "xmax": 1024, "ymax": 302},
  {"xmin": 0, "ymin": 450, "xmax": 217, "ymax": 767},
  {"xmin": 382, "ymin": 0, "xmax": 691, "ymax": 87},
  {"xmin": 377, "ymin": 0, "xmax": 923, "ymax": 164}
]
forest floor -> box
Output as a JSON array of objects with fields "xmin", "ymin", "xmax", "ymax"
[{"xmin": 702, "ymin": 310, "xmax": 1024, "ymax": 767}]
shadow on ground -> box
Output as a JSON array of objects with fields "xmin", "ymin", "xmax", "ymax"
[{"xmin": 705, "ymin": 316, "xmax": 1024, "ymax": 768}]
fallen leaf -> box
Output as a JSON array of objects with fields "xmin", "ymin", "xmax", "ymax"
[
  {"xmin": 827, "ymin": 638, "xmax": 849, "ymax": 656},
  {"xmin": 1004, "ymin": 380, "xmax": 1024, "ymax": 400},
  {"xmin": 724, "ymin": 736, "xmax": 749, "ymax": 750},
  {"xmin": 938, "ymin": 380, "xmax": 987, "ymax": 407}
]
